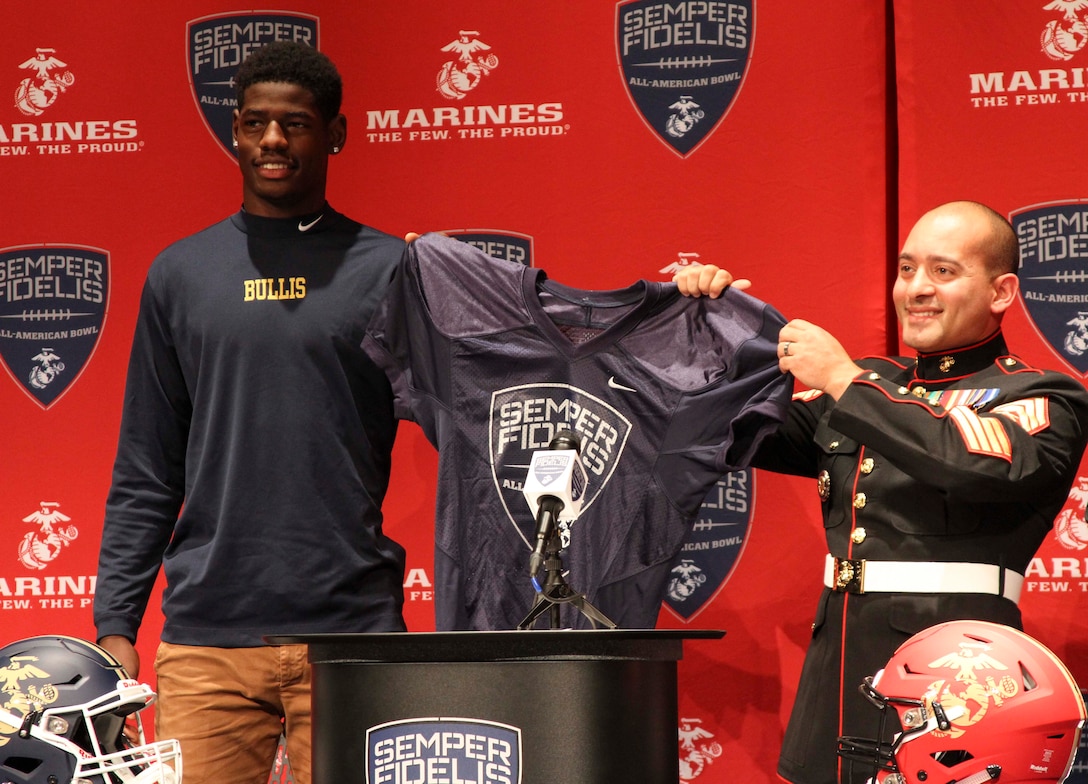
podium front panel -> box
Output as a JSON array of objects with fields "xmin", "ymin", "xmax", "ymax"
[
  {"xmin": 270, "ymin": 630, "xmax": 724, "ymax": 784},
  {"xmin": 316, "ymin": 658, "xmax": 675, "ymax": 783}
]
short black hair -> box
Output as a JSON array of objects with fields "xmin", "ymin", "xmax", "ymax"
[{"xmin": 235, "ymin": 41, "xmax": 342, "ymax": 122}]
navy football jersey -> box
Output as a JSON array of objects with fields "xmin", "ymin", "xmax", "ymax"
[{"xmin": 363, "ymin": 233, "xmax": 790, "ymax": 629}]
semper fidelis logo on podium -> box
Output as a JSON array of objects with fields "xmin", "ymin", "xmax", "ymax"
[{"xmin": 367, "ymin": 718, "xmax": 521, "ymax": 784}]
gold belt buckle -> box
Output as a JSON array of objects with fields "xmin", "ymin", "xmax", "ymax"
[{"xmin": 833, "ymin": 557, "xmax": 866, "ymax": 593}]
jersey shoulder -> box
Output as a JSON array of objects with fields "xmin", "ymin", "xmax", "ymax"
[{"xmin": 408, "ymin": 232, "xmax": 534, "ymax": 337}]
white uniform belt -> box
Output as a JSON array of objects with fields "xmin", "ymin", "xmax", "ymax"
[{"xmin": 823, "ymin": 554, "xmax": 1023, "ymax": 604}]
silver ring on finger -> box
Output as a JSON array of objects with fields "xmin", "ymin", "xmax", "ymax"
[{"xmin": 783, "ymin": 341, "xmax": 791, "ymax": 357}]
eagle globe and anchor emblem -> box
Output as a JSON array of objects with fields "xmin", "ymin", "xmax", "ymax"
[
  {"xmin": 18, "ymin": 502, "xmax": 78, "ymax": 570},
  {"xmin": 1041, "ymin": 0, "xmax": 1088, "ymax": 61},
  {"xmin": 14, "ymin": 48, "xmax": 75, "ymax": 116},
  {"xmin": 436, "ymin": 30, "xmax": 500, "ymax": 101}
]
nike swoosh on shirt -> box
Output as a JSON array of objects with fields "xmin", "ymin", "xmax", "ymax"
[
  {"xmin": 608, "ymin": 376, "xmax": 638, "ymax": 393},
  {"xmin": 298, "ymin": 215, "xmax": 323, "ymax": 232}
]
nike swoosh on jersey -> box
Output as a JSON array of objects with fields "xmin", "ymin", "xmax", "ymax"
[
  {"xmin": 608, "ymin": 376, "xmax": 638, "ymax": 392},
  {"xmin": 298, "ymin": 215, "xmax": 323, "ymax": 232}
]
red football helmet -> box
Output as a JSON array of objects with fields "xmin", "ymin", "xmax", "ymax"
[{"xmin": 838, "ymin": 620, "xmax": 1085, "ymax": 784}]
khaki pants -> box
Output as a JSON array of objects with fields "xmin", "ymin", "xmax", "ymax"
[{"xmin": 154, "ymin": 642, "xmax": 311, "ymax": 784}]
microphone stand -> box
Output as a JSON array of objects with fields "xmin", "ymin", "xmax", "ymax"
[{"xmin": 517, "ymin": 526, "xmax": 617, "ymax": 630}]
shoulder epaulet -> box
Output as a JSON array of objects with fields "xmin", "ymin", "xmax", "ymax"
[{"xmin": 996, "ymin": 354, "xmax": 1041, "ymax": 374}]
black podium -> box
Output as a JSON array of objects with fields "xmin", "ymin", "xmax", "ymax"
[{"xmin": 269, "ymin": 629, "xmax": 723, "ymax": 784}]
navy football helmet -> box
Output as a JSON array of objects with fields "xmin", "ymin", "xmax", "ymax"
[{"xmin": 0, "ymin": 635, "xmax": 181, "ymax": 784}]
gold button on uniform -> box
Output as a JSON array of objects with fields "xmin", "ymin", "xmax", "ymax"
[
  {"xmin": 859, "ymin": 458, "xmax": 874, "ymax": 474},
  {"xmin": 817, "ymin": 470, "xmax": 831, "ymax": 501},
  {"xmin": 853, "ymin": 493, "xmax": 867, "ymax": 509},
  {"xmin": 851, "ymin": 527, "xmax": 867, "ymax": 544}
]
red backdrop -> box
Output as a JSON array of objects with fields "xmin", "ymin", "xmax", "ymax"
[{"xmin": 2, "ymin": 3, "xmax": 1083, "ymax": 784}]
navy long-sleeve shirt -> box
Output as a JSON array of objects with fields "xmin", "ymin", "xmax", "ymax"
[{"xmin": 95, "ymin": 207, "xmax": 407, "ymax": 647}]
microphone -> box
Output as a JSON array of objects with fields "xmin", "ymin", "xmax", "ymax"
[{"xmin": 522, "ymin": 430, "xmax": 587, "ymax": 580}]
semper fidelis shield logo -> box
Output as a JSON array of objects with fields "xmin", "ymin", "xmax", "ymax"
[
  {"xmin": 616, "ymin": 0, "xmax": 754, "ymax": 157},
  {"xmin": 490, "ymin": 384, "xmax": 632, "ymax": 546},
  {"xmin": 1012, "ymin": 201, "xmax": 1088, "ymax": 378},
  {"xmin": 0, "ymin": 245, "xmax": 109, "ymax": 408},
  {"xmin": 187, "ymin": 12, "xmax": 320, "ymax": 160},
  {"xmin": 664, "ymin": 469, "xmax": 754, "ymax": 621},
  {"xmin": 367, "ymin": 718, "xmax": 522, "ymax": 784}
]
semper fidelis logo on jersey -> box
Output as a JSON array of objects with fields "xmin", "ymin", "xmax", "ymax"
[
  {"xmin": 0, "ymin": 245, "xmax": 109, "ymax": 408},
  {"xmin": 367, "ymin": 717, "xmax": 522, "ymax": 784},
  {"xmin": 665, "ymin": 469, "xmax": 753, "ymax": 621},
  {"xmin": 490, "ymin": 384, "xmax": 632, "ymax": 547},
  {"xmin": 187, "ymin": 12, "xmax": 319, "ymax": 160},
  {"xmin": 616, "ymin": 0, "xmax": 754, "ymax": 157},
  {"xmin": 445, "ymin": 229, "xmax": 535, "ymax": 268},
  {"xmin": 1012, "ymin": 200, "xmax": 1088, "ymax": 377}
]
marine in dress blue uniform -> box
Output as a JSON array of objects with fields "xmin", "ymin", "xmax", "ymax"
[
  {"xmin": 674, "ymin": 200, "xmax": 1088, "ymax": 784},
  {"xmin": 761, "ymin": 331, "xmax": 1088, "ymax": 784}
]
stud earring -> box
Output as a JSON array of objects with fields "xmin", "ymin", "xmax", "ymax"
[
  {"xmin": 332, "ymin": 146, "xmax": 340, "ymax": 153},
  {"xmin": 232, "ymin": 140, "xmax": 238, "ymax": 148}
]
